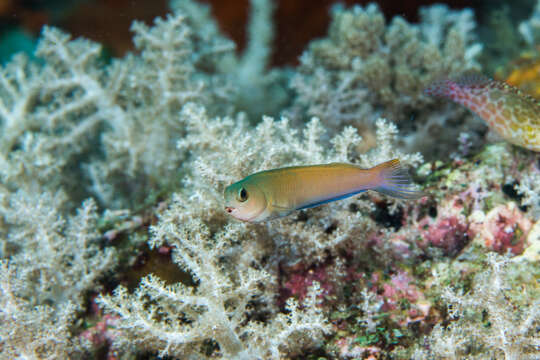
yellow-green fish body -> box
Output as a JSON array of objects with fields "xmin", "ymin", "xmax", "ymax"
[
  {"xmin": 224, "ymin": 159, "xmax": 423, "ymax": 222},
  {"xmin": 425, "ymin": 75, "xmax": 540, "ymax": 151}
]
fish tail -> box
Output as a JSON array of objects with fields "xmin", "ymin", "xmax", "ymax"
[{"xmin": 372, "ymin": 159, "xmax": 426, "ymax": 200}]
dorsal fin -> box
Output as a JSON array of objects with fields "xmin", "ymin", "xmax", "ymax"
[
  {"xmin": 425, "ymin": 73, "xmax": 506, "ymax": 99},
  {"xmin": 452, "ymin": 73, "xmax": 492, "ymax": 88}
]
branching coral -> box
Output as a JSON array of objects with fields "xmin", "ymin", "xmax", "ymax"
[
  {"xmin": 84, "ymin": 9, "xmax": 236, "ymax": 207},
  {"xmin": 416, "ymin": 254, "xmax": 540, "ymax": 360},
  {"xmin": 0, "ymin": 6, "xmax": 236, "ymax": 208},
  {"xmin": 519, "ymin": 0, "xmax": 540, "ymax": 45},
  {"xmin": 98, "ymin": 218, "xmax": 330, "ymax": 359},
  {"xmin": 96, "ymin": 102, "xmax": 423, "ymax": 358},
  {"xmin": 0, "ymin": 261, "xmax": 77, "ymax": 358},
  {"xmin": 289, "ymin": 3, "xmax": 484, "ymax": 158},
  {"xmin": 1, "ymin": 0, "xmax": 538, "ymax": 359},
  {"xmin": 0, "ymin": 192, "xmax": 115, "ymax": 306},
  {"xmin": 173, "ymin": 103, "xmax": 422, "ymax": 261},
  {"xmin": 0, "ymin": 0, "xmax": 290, "ymax": 210},
  {"xmin": 170, "ymin": 0, "xmax": 290, "ymax": 120},
  {"xmin": 0, "ymin": 194, "xmax": 116, "ymax": 358},
  {"xmin": 0, "ymin": 2, "xmax": 298, "ymax": 357},
  {"xmin": 0, "ymin": 3, "xmax": 302, "ymax": 357}
]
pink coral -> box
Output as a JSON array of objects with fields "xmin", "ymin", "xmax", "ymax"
[
  {"xmin": 80, "ymin": 296, "xmax": 120, "ymax": 359},
  {"xmin": 81, "ymin": 314, "xmax": 119, "ymax": 348},
  {"xmin": 375, "ymin": 271, "xmax": 422, "ymax": 312},
  {"xmin": 369, "ymin": 230, "xmax": 418, "ymax": 261},
  {"xmin": 280, "ymin": 262, "xmax": 334, "ymax": 303},
  {"xmin": 419, "ymin": 216, "xmax": 470, "ymax": 256},
  {"xmin": 336, "ymin": 336, "xmax": 381, "ymax": 359},
  {"xmin": 367, "ymin": 270, "xmax": 431, "ymax": 327},
  {"xmin": 470, "ymin": 203, "xmax": 532, "ymax": 255}
]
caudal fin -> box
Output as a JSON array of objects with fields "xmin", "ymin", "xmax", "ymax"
[{"xmin": 372, "ymin": 159, "xmax": 426, "ymax": 200}]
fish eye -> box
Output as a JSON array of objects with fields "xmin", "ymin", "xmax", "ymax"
[{"xmin": 237, "ymin": 187, "xmax": 248, "ymax": 202}]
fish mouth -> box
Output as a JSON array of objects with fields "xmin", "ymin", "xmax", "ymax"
[
  {"xmin": 225, "ymin": 200, "xmax": 267, "ymax": 222},
  {"xmin": 224, "ymin": 206, "xmax": 259, "ymax": 222}
]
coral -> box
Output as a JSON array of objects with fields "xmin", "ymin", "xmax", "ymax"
[
  {"xmin": 0, "ymin": 192, "xmax": 115, "ymax": 307},
  {"xmin": 506, "ymin": 58, "xmax": 540, "ymax": 98},
  {"xmin": 95, "ymin": 102, "xmax": 423, "ymax": 357},
  {"xmin": 98, "ymin": 219, "xmax": 330, "ymax": 359},
  {"xmin": 0, "ymin": 261, "xmax": 77, "ymax": 358},
  {"xmin": 469, "ymin": 202, "xmax": 533, "ymax": 255},
  {"xmin": 230, "ymin": 0, "xmax": 291, "ymax": 119},
  {"xmin": 0, "ymin": 194, "xmax": 116, "ymax": 358},
  {"xmin": 419, "ymin": 215, "xmax": 470, "ymax": 256},
  {"xmin": 289, "ymin": 3, "xmax": 483, "ymax": 158},
  {"xmin": 0, "ymin": 5, "xmax": 344, "ymax": 356},
  {"xmin": 519, "ymin": 0, "xmax": 540, "ymax": 45},
  {"xmin": 84, "ymin": 9, "xmax": 236, "ymax": 207},
  {"xmin": 0, "ymin": 0, "xmax": 292, "ymax": 210},
  {"xmin": 174, "ymin": 103, "xmax": 422, "ymax": 261},
  {"xmin": 416, "ymin": 254, "xmax": 540, "ymax": 360},
  {"xmin": 515, "ymin": 158, "xmax": 540, "ymax": 219},
  {"xmin": 0, "ymin": 4, "xmax": 236, "ymax": 209},
  {"xmin": 170, "ymin": 0, "xmax": 290, "ymax": 120},
  {"xmin": 1, "ymin": 0, "xmax": 539, "ymax": 359}
]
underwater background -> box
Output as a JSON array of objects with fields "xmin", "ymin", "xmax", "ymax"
[{"xmin": 0, "ymin": 0, "xmax": 538, "ymax": 359}]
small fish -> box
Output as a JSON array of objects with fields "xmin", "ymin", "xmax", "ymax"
[
  {"xmin": 424, "ymin": 74, "xmax": 540, "ymax": 152},
  {"xmin": 224, "ymin": 159, "xmax": 424, "ymax": 222}
]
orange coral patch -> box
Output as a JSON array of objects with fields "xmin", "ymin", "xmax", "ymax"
[{"xmin": 506, "ymin": 59, "xmax": 540, "ymax": 99}]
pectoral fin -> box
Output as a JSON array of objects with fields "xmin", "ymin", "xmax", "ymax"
[{"xmin": 268, "ymin": 203, "xmax": 294, "ymax": 219}]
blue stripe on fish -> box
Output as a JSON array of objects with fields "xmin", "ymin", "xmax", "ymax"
[{"xmin": 297, "ymin": 190, "xmax": 367, "ymax": 210}]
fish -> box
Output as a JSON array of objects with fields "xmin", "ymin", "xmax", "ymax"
[
  {"xmin": 224, "ymin": 159, "xmax": 424, "ymax": 222},
  {"xmin": 424, "ymin": 74, "xmax": 540, "ymax": 152}
]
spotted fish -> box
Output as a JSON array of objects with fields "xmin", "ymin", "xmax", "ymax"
[{"xmin": 425, "ymin": 74, "xmax": 540, "ymax": 152}]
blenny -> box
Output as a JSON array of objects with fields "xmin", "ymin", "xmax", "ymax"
[{"xmin": 224, "ymin": 159, "xmax": 424, "ymax": 222}]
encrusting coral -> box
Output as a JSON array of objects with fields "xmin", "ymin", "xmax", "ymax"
[
  {"xmin": 1, "ymin": 0, "xmax": 540, "ymax": 359},
  {"xmin": 515, "ymin": 155, "xmax": 540, "ymax": 219}
]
